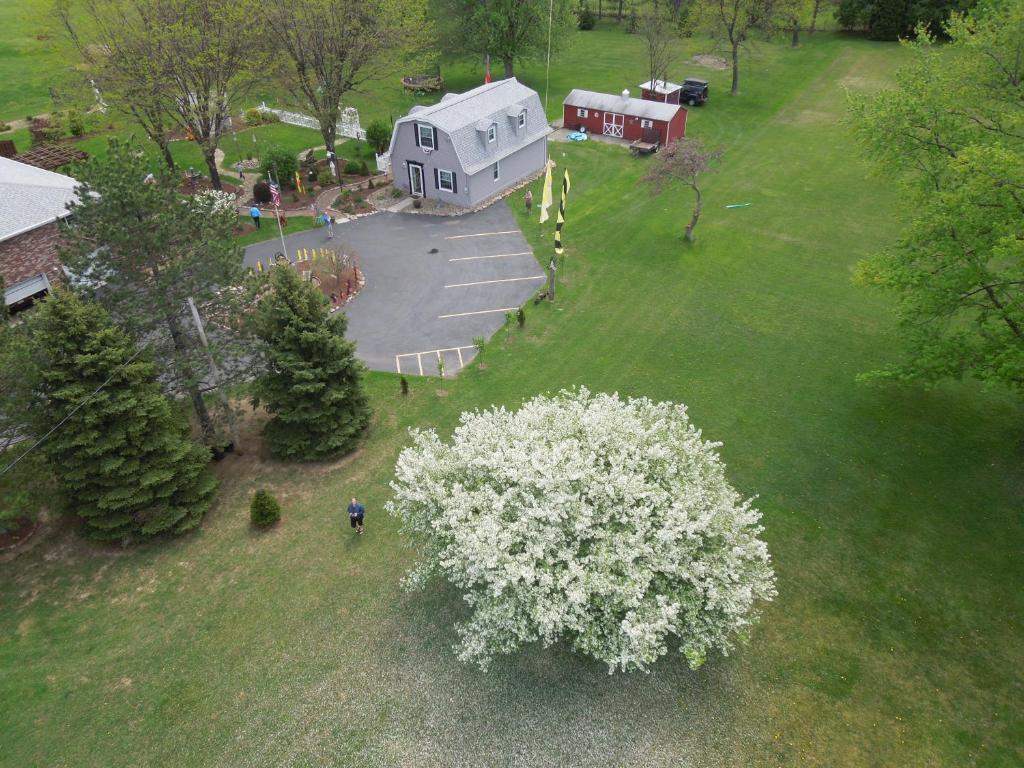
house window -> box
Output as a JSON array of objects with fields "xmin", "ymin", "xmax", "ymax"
[
  {"xmin": 417, "ymin": 123, "xmax": 435, "ymax": 150},
  {"xmin": 438, "ymin": 169, "xmax": 455, "ymax": 192},
  {"xmin": 487, "ymin": 124, "xmax": 496, "ymax": 143},
  {"xmin": 492, "ymin": 161, "xmax": 499, "ymax": 181},
  {"xmin": 640, "ymin": 119, "xmax": 654, "ymax": 128},
  {"xmin": 576, "ymin": 108, "xmax": 588, "ymax": 118},
  {"xmin": 518, "ymin": 110, "xmax": 527, "ymax": 128}
]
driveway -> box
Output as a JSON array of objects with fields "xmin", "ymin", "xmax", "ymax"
[{"xmin": 244, "ymin": 205, "xmax": 545, "ymax": 375}]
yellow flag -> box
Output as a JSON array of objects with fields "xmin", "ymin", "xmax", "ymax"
[
  {"xmin": 294, "ymin": 171, "xmax": 304, "ymax": 194},
  {"xmin": 539, "ymin": 160, "xmax": 554, "ymax": 224},
  {"xmin": 256, "ymin": 259, "xmax": 263, "ymax": 272}
]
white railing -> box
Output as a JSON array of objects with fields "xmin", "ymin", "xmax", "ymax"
[
  {"xmin": 375, "ymin": 152, "xmax": 391, "ymax": 174},
  {"xmin": 257, "ymin": 102, "xmax": 366, "ymax": 141}
]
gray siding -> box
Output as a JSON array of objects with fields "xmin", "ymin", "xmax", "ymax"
[
  {"xmin": 391, "ymin": 119, "xmax": 547, "ymax": 208},
  {"xmin": 466, "ymin": 137, "xmax": 548, "ymax": 207}
]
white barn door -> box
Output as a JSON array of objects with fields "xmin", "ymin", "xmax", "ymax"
[{"xmin": 603, "ymin": 112, "xmax": 624, "ymax": 138}]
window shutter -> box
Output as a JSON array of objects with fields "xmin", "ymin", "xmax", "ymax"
[
  {"xmin": 431, "ymin": 126, "xmax": 437, "ymax": 149},
  {"xmin": 434, "ymin": 167, "xmax": 439, "ymax": 189},
  {"xmin": 452, "ymin": 173, "xmax": 457, "ymax": 194},
  {"xmin": 414, "ymin": 123, "xmax": 420, "ymax": 147}
]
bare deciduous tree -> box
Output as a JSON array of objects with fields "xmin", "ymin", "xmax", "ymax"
[
  {"xmin": 58, "ymin": 0, "xmax": 178, "ymax": 171},
  {"xmin": 645, "ymin": 137, "xmax": 722, "ymax": 243},
  {"xmin": 266, "ymin": 0, "xmax": 431, "ymax": 181},
  {"xmin": 694, "ymin": 0, "xmax": 775, "ymax": 95},
  {"xmin": 639, "ymin": 2, "xmax": 680, "ymax": 89}
]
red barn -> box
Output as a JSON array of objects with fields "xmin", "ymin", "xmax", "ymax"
[
  {"xmin": 562, "ymin": 89, "xmax": 687, "ymax": 148},
  {"xmin": 638, "ymin": 79, "xmax": 683, "ymax": 104}
]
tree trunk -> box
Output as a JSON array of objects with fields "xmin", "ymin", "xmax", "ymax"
[
  {"xmin": 685, "ymin": 185, "xmax": 702, "ymax": 243},
  {"xmin": 165, "ymin": 312, "xmax": 216, "ymax": 442},
  {"xmin": 731, "ymin": 43, "xmax": 740, "ymax": 95},
  {"xmin": 792, "ymin": 21, "xmax": 800, "ymax": 47},
  {"xmin": 203, "ymin": 148, "xmax": 222, "ymax": 191},
  {"xmin": 810, "ymin": 0, "xmax": 822, "ymax": 33},
  {"xmin": 503, "ymin": 57, "xmax": 514, "ymax": 79},
  {"xmin": 158, "ymin": 139, "xmax": 176, "ymax": 173},
  {"xmin": 322, "ymin": 124, "xmax": 339, "ymax": 184},
  {"xmin": 617, "ymin": 0, "xmax": 624, "ymax": 20}
]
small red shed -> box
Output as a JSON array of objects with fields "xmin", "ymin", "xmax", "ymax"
[
  {"xmin": 562, "ymin": 89, "xmax": 687, "ymax": 147},
  {"xmin": 638, "ymin": 79, "xmax": 683, "ymax": 104}
]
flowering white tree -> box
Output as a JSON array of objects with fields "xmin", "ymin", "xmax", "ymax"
[{"xmin": 387, "ymin": 388, "xmax": 777, "ymax": 673}]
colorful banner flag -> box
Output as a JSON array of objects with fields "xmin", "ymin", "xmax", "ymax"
[
  {"xmin": 294, "ymin": 171, "xmax": 304, "ymax": 194},
  {"xmin": 554, "ymin": 169, "xmax": 571, "ymax": 255},
  {"xmin": 539, "ymin": 160, "xmax": 554, "ymax": 223},
  {"xmin": 269, "ymin": 182, "xmax": 281, "ymax": 208}
]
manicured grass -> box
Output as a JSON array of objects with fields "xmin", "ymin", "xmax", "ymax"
[
  {"xmin": 1, "ymin": 30, "xmax": 1022, "ymax": 768},
  {"xmin": 219, "ymin": 122, "xmax": 325, "ymax": 167},
  {"xmin": 233, "ymin": 215, "xmax": 318, "ymax": 248}
]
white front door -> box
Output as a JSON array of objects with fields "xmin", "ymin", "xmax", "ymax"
[
  {"xmin": 603, "ymin": 112, "xmax": 624, "ymax": 138},
  {"xmin": 409, "ymin": 163, "xmax": 424, "ymax": 197}
]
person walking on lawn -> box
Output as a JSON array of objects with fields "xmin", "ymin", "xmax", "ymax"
[
  {"xmin": 347, "ymin": 497, "xmax": 365, "ymax": 534},
  {"xmin": 250, "ymin": 205, "xmax": 261, "ymax": 229}
]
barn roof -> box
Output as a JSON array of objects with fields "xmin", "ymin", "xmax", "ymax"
[
  {"xmin": 0, "ymin": 157, "xmax": 78, "ymax": 244},
  {"xmin": 393, "ymin": 78, "xmax": 552, "ymax": 175},
  {"xmin": 638, "ymin": 79, "xmax": 682, "ymax": 94},
  {"xmin": 564, "ymin": 89, "xmax": 684, "ymax": 122}
]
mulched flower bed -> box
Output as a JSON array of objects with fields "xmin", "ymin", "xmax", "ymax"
[
  {"xmin": 293, "ymin": 249, "xmax": 365, "ymax": 309},
  {"xmin": 178, "ymin": 178, "xmax": 239, "ymax": 196}
]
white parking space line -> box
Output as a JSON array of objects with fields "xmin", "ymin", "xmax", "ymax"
[
  {"xmin": 395, "ymin": 345, "xmax": 475, "ymax": 376},
  {"xmin": 438, "ymin": 307, "xmax": 519, "ymax": 319},
  {"xmin": 444, "ymin": 230, "xmax": 520, "ymax": 240},
  {"xmin": 448, "ymin": 251, "xmax": 533, "ymax": 262},
  {"xmin": 444, "ymin": 275, "xmax": 546, "ymax": 289}
]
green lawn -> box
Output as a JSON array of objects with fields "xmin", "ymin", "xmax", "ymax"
[
  {"xmin": 1, "ymin": 29, "xmax": 1022, "ymax": 768},
  {"xmin": 233, "ymin": 215, "xmax": 318, "ymax": 248}
]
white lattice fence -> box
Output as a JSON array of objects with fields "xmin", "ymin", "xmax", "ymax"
[{"xmin": 257, "ymin": 102, "xmax": 366, "ymax": 141}]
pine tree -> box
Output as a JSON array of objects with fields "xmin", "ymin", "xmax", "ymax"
[
  {"xmin": 251, "ymin": 266, "xmax": 369, "ymax": 459},
  {"xmin": 30, "ymin": 291, "xmax": 216, "ymax": 541}
]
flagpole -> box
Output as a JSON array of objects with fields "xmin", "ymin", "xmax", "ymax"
[
  {"xmin": 544, "ymin": 0, "xmax": 553, "ymax": 115},
  {"xmin": 271, "ymin": 166, "xmax": 288, "ymax": 262}
]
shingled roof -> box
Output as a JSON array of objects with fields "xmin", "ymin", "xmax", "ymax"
[
  {"xmin": 0, "ymin": 157, "xmax": 78, "ymax": 243},
  {"xmin": 394, "ymin": 78, "xmax": 552, "ymax": 176},
  {"xmin": 564, "ymin": 89, "xmax": 684, "ymax": 122}
]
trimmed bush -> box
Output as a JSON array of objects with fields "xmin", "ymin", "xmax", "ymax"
[
  {"xmin": 344, "ymin": 160, "xmax": 362, "ymax": 175},
  {"xmin": 259, "ymin": 144, "xmax": 299, "ymax": 188},
  {"xmin": 365, "ymin": 119, "xmax": 392, "ymax": 155},
  {"xmin": 250, "ymin": 490, "xmax": 281, "ymax": 527},
  {"xmin": 317, "ymin": 167, "xmax": 334, "ymax": 186},
  {"xmin": 577, "ymin": 2, "xmax": 596, "ymax": 30},
  {"xmin": 252, "ymin": 180, "xmax": 272, "ymax": 204},
  {"xmin": 67, "ymin": 109, "xmax": 85, "ymax": 137},
  {"xmin": 359, "ymin": 160, "xmax": 369, "ymax": 176}
]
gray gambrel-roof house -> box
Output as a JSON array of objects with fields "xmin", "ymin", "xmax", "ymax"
[{"xmin": 388, "ymin": 78, "xmax": 552, "ymax": 208}]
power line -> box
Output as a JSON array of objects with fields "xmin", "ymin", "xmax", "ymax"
[{"xmin": 0, "ymin": 344, "xmax": 148, "ymax": 480}]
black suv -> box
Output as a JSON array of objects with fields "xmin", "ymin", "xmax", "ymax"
[{"xmin": 681, "ymin": 78, "xmax": 709, "ymax": 106}]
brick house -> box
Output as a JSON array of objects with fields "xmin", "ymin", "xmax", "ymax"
[{"xmin": 0, "ymin": 157, "xmax": 78, "ymax": 312}]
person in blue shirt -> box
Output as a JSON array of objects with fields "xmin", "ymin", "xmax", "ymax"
[
  {"xmin": 250, "ymin": 205, "xmax": 261, "ymax": 229},
  {"xmin": 347, "ymin": 497, "xmax": 365, "ymax": 535}
]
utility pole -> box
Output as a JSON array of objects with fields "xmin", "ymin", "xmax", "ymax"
[{"xmin": 187, "ymin": 297, "xmax": 242, "ymax": 454}]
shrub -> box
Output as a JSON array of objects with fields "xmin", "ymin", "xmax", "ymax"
[
  {"xmin": 388, "ymin": 388, "xmax": 777, "ymax": 672},
  {"xmin": 626, "ymin": 4, "xmax": 640, "ymax": 33},
  {"xmin": 244, "ymin": 107, "xmax": 264, "ymax": 126},
  {"xmin": 252, "ymin": 180, "xmax": 272, "ymax": 204},
  {"xmin": 359, "ymin": 160, "xmax": 369, "ymax": 176},
  {"xmin": 317, "ymin": 167, "xmax": 334, "ymax": 186},
  {"xmin": 577, "ymin": 1, "xmax": 596, "ymax": 30},
  {"xmin": 259, "ymin": 144, "xmax": 298, "ymax": 188},
  {"xmin": 365, "ymin": 120, "xmax": 392, "ymax": 154},
  {"xmin": 250, "ymin": 490, "xmax": 281, "ymax": 527},
  {"xmin": 67, "ymin": 108, "xmax": 85, "ymax": 137},
  {"xmin": 344, "ymin": 159, "xmax": 362, "ymax": 175},
  {"xmin": 391, "ymin": 187, "xmax": 403, "ymax": 199}
]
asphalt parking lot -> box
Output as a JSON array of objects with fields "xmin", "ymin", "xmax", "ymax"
[{"xmin": 244, "ymin": 205, "xmax": 544, "ymax": 375}]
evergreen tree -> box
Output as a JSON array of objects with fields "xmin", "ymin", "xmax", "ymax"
[
  {"xmin": 30, "ymin": 291, "xmax": 216, "ymax": 540},
  {"xmin": 251, "ymin": 266, "xmax": 369, "ymax": 459}
]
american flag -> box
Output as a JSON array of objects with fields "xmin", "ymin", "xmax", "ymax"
[{"xmin": 269, "ymin": 182, "xmax": 281, "ymax": 208}]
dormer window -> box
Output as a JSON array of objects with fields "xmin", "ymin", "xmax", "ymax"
[
  {"xmin": 487, "ymin": 124, "xmax": 496, "ymax": 143},
  {"xmin": 417, "ymin": 123, "xmax": 436, "ymax": 150},
  {"xmin": 518, "ymin": 109, "xmax": 527, "ymax": 129}
]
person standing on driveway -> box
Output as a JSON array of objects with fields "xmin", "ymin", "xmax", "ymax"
[
  {"xmin": 347, "ymin": 497, "xmax": 365, "ymax": 534},
  {"xmin": 250, "ymin": 205, "xmax": 261, "ymax": 229}
]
